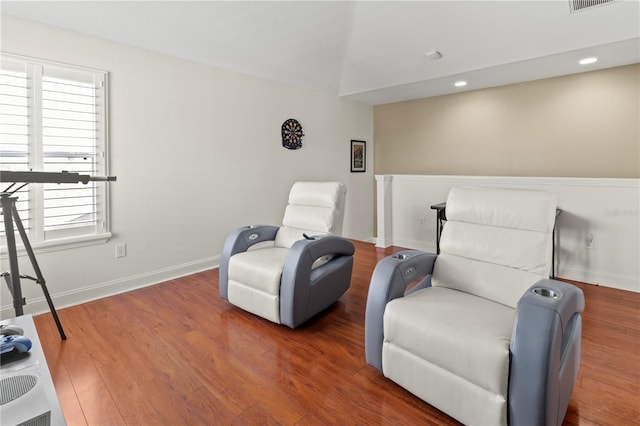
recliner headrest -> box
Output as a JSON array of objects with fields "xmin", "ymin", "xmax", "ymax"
[
  {"xmin": 288, "ymin": 182, "xmax": 346, "ymax": 208},
  {"xmin": 446, "ymin": 186, "xmax": 557, "ymax": 234}
]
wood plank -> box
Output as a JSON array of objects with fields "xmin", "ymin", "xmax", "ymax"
[
  {"xmin": 32, "ymin": 240, "xmax": 639, "ymax": 425},
  {"xmin": 94, "ymin": 358, "xmax": 165, "ymax": 425}
]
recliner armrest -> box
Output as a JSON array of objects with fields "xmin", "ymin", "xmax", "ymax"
[
  {"xmin": 364, "ymin": 250, "xmax": 437, "ymax": 371},
  {"xmin": 280, "ymin": 236, "xmax": 355, "ymax": 328},
  {"xmin": 517, "ymin": 279, "xmax": 585, "ymax": 330},
  {"xmin": 219, "ymin": 225, "xmax": 279, "ymax": 299},
  {"xmin": 289, "ymin": 235, "xmax": 355, "ymax": 264},
  {"xmin": 281, "ymin": 235, "xmax": 355, "ymax": 293},
  {"xmin": 509, "ymin": 279, "xmax": 585, "ymax": 425}
]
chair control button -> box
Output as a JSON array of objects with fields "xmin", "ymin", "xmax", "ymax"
[
  {"xmin": 248, "ymin": 233, "xmax": 259, "ymax": 241},
  {"xmin": 392, "ymin": 253, "xmax": 411, "ymax": 260}
]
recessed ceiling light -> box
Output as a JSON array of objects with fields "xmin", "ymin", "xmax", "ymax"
[
  {"xmin": 579, "ymin": 57, "xmax": 598, "ymax": 65},
  {"xmin": 454, "ymin": 81, "xmax": 467, "ymax": 87},
  {"xmin": 424, "ymin": 50, "xmax": 442, "ymax": 61}
]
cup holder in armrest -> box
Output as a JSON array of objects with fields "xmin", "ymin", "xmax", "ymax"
[
  {"xmin": 392, "ymin": 253, "xmax": 411, "ymax": 260},
  {"xmin": 532, "ymin": 287, "xmax": 561, "ymax": 299}
]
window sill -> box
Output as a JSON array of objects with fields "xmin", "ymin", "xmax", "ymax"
[{"xmin": 1, "ymin": 232, "xmax": 112, "ymax": 259}]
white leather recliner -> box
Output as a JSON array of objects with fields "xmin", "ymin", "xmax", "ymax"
[
  {"xmin": 219, "ymin": 182, "xmax": 355, "ymax": 328},
  {"xmin": 365, "ymin": 186, "xmax": 584, "ymax": 425}
]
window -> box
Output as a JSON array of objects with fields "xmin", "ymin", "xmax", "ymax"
[{"xmin": 1, "ymin": 53, "xmax": 110, "ymax": 251}]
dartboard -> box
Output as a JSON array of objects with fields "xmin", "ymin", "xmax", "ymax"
[{"xmin": 281, "ymin": 118, "xmax": 304, "ymax": 150}]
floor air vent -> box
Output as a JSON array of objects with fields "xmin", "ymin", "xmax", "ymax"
[
  {"xmin": 0, "ymin": 369, "xmax": 51, "ymax": 426},
  {"xmin": 569, "ymin": 0, "xmax": 617, "ymax": 12},
  {"xmin": 0, "ymin": 374, "xmax": 38, "ymax": 405}
]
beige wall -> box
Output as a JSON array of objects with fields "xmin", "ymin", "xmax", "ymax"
[
  {"xmin": 374, "ymin": 64, "xmax": 639, "ymax": 178},
  {"xmin": 1, "ymin": 15, "xmax": 374, "ymax": 317}
]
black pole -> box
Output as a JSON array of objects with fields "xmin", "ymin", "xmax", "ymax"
[
  {"xmin": 12, "ymin": 203, "xmax": 66, "ymax": 340},
  {"xmin": 1, "ymin": 194, "xmax": 24, "ymax": 316},
  {"xmin": 1, "ymin": 192, "xmax": 66, "ymax": 340},
  {"xmin": 0, "ymin": 171, "xmax": 115, "ymax": 340}
]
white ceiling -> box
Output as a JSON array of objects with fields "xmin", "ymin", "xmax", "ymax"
[{"xmin": 2, "ymin": 0, "xmax": 639, "ymax": 105}]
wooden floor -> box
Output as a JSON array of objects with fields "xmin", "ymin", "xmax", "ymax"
[{"xmin": 33, "ymin": 240, "xmax": 639, "ymax": 425}]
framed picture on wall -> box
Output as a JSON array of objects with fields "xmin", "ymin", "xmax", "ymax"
[{"xmin": 351, "ymin": 140, "xmax": 366, "ymax": 172}]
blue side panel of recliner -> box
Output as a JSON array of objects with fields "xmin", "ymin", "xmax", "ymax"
[
  {"xmin": 364, "ymin": 250, "xmax": 437, "ymax": 371},
  {"xmin": 219, "ymin": 225, "xmax": 279, "ymax": 300},
  {"xmin": 281, "ymin": 251, "xmax": 353, "ymax": 328},
  {"xmin": 279, "ymin": 235, "xmax": 355, "ymax": 328},
  {"xmin": 509, "ymin": 279, "xmax": 584, "ymax": 425}
]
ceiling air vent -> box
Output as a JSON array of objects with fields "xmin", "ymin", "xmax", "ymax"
[{"xmin": 569, "ymin": 0, "xmax": 617, "ymax": 13}]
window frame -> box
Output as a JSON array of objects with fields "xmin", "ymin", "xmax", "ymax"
[{"xmin": 1, "ymin": 52, "xmax": 112, "ymax": 255}]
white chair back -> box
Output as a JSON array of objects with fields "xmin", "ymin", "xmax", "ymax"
[
  {"xmin": 275, "ymin": 182, "xmax": 347, "ymax": 248},
  {"xmin": 432, "ymin": 186, "xmax": 557, "ymax": 308}
]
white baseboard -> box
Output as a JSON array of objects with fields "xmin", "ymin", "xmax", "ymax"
[
  {"xmin": 559, "ymin": 266, "xmax": 640, "ymax": 293},
  {"xmin": 374, "ymin": 237, "xmax": 391, "ymax": 248},
  {"xmin": 377, "ymin": 237, "xmax": 639, "ymax": 293},
  {"xmin": 0, "ymin": 256, "xmax": 220, "ymax": 319},
  {"xmin": 390, "ymin": 238, "xmax": 437, "ymax": 254},
  {"xmin": 376, "ymin": 174, "xmax": 640, "ymax": 294},
  {"xmin": 5, "ymin": 240, "xmax": 636, "ymax": 321}
]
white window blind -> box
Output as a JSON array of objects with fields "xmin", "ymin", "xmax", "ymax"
[{"xmin": 1, "ymin": 53, "xmax": 110, "ymax": 249}]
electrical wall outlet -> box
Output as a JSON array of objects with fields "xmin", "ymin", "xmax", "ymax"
[
  {"xmin": 585, "ymin": 233, "xmax": 594, "ymax": 249},
  {"xmin": 115, "ymin": 243, "xmax": 127, "ymax": 258}
]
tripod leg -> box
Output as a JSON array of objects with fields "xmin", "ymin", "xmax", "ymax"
[
  {"xmin": 12, "ymin": 204, "xmax": 67, "ymax": 340},
  {"xmin": 35, "ymin": 279, "xmax": 67, "ymax": 340},
  {"xmin": 1, "ymin": 195, "xmax": 24, "ymax": 316},
  {"xmin": 2, "ymin": 272, "xmax": 25, "ymax": 310}
]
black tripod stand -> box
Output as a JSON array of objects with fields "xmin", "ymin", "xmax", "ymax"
[{"xmin": 1, "ymin": 171, "xmax": 116, "ymax": 340}]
